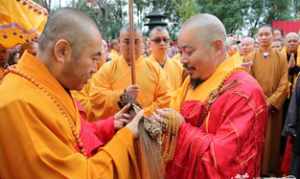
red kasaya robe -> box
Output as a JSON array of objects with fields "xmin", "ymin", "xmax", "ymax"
[
  {"xmin": 167, "ymin": 57, "xmax": 268, "ymax": 179},
  {"xmin": 77, "ymin": 101, "xmax": 115, "ymax": 157}
]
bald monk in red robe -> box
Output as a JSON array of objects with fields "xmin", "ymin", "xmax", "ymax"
[{"xmin": 155, "ymin": 14, "xmax": 268, "ymax": 179}]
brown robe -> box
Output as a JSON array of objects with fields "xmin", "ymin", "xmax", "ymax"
[{"xmin": 247, "ymin": 47, "xmax": 288, "ymax": 175}]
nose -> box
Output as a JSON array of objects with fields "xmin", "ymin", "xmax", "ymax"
[
  {"xmin": 180, "ymin": 54, "xmax": 189, "ymax": 65},
  {"xmin": 91, "ymin": 62, "xmax": 98, "ymax": 74}
]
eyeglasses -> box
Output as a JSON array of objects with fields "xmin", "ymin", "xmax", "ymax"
[{"xmin": 151, "ymin": 37, "xmax": 170, "ymax": 44}]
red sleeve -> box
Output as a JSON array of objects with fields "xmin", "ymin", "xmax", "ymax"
[
  {"xmin": 91, "ymin": 117, "xmax": 115, "ymax": 145},
  {"xmin": 166, "ymin": 92, "xmax": 267, "ymax": 179}
]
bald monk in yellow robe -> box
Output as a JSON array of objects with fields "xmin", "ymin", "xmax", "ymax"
[
  {"xmin": 282, "ymin": 32, "xmax": 300, "ymax": 92},
  {"xmin": 146, "ymin": 26, "xmax": 183, "ymax": 91},
  {"xmin": 109, "ymin": 38, "xmax": 120, "ymax": 61},
  {"xmin": 0, "ymin": 8, "xmax": 145, "ymax": 179},
  {"xmin": 239, "ymin": 36, "xmax": 255, "ymax": 59},
  {"xmin": 75, "ymin": 26, "xmax": 170, "ymax": 121},
  {"xmin": 246, "ymin": 25, "xmax": 288, "ymax": 176}
]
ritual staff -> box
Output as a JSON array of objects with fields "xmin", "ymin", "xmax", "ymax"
[{"xmin": 75, "ymin": 26, "xmax": 170, "ymax": 120}]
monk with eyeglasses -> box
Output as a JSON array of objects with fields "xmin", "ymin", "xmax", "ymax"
[{"xmin": 146, "ymin": 26, "xmax": 184, "ymax": 91}]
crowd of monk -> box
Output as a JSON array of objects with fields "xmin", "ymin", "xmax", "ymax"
[{"xmin": 0, "ymin": 6, "xmax": 300, "ymax": 179}]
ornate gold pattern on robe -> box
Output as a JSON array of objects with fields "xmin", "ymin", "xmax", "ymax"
[{"xmin": 0, "ymin": 0, "xmax": 47, "ymax": 48}]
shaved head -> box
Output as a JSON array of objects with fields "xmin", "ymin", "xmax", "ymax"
[
  {"xmin": 39, "ymin": 8, "xmax": 100, "ymax": 58},
  {"xmin": 181, "ymin": 13, "xmax": 226, "ymax": 45},
  {"xmin": 240, "ymin": 37, "xmax": 255, "ymax": 56},
  {"xmin": 119, "ymin": 25, "xmax": 142, "ymax": 37},
  {"xmin": 285, "ymin": 32, "xmax": 299, "ymax": 53},
  {"xmin": 149, "ymin": 26, "xmax": 169, "ymax": 39},
  {"xmin": 119, "ymin": 25, "xmax": 143, "ymax": 63},
  {"xmin": 285, "ymin": 32, "xmax": 299, "ymax": 41},
  {"xmin": 241, "ymin": 37, "xmax": 254, "ymax": 44},
  {"xmin": 178, "ymin": 13, "xmax": 227, "ymax": 83},
  {"xmin": 37, "ymin": 8, "xmax": 102, "ymax": 91}
]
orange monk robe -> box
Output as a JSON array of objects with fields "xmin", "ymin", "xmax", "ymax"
[
  {"xmin": 167, "ymin": 55, "xmax": 267, "ymax": 178},
  {"xmin": 247, "ymin": 47, "xmax": 288, "ymax": 175},
  {"xmin": 281, "ymin": 46, "xmax": 300, "ymax": 66},
  {"xmin": 109, "ymin": 49, "xmax": 120, "ymax": 61},
  {"xmin": 172, "ymin": 53, "xmax": 181, "ymax": 63},
  {"xmin": 147, "ymin": 54, "xmax": 183, "ymax": 91},
  {"xmin": 0, "ymin": 67, "xmax": 5, "ymax": 79},
  {"xmin": 74, "ymin": 55, "xmax": 170, "ymax": 120},
  {"xmin": 0, "ymin": 52, "xmax": 142, "ymax": 179},
  {"xmin": 281, "ymin": 46, "xmax": 300, "ymax": 95}
]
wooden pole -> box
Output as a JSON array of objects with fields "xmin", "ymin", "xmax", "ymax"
[{"xmin": 128, "ymin": 0, "xmax": 136, "ymax": 84}]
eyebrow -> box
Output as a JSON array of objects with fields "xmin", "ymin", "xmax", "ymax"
[
  {"xmin": 93, "ymin": 51, "xmax": 102, "ymax": 57},
  {"xmin": 179, "ymin": 44, "xmax": 193, "ymax": 49}
]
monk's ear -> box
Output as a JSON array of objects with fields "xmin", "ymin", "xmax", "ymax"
[
  {"xmin": 211, "ymin": 40, "xmax": 224, "ymax": 54},
  {"xmin": 53, "ymin": 39, "xmax": 72, "ymax": 64}
]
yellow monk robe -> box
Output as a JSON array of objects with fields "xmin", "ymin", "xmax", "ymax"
[
  {"xmin": 109, "ymin": 49, "xmax": 120, "ymax": 61},
  {"xmin": 75, "ymin": 55, "xmax": 170, "ymax": 121},
  {"xmin": 282, "ymin": 46, "xmax": 300, "ymax": 66},
  {"xmin": 147, "ymin": 55, "xmax": 183, "ymax": 91},
  {"xmin": 172, "ymin": 53, "xmax": 181, "ymax": 63},
  {"xmin": 247, "ymin": 47, "xmax": 288, "ymax": 175},
  {"xmin": 281, "ymin": 46, "xmax": 300, "ymax": 95},
  {"xmin": 0, "ymin": 52, "xmax": 142, "ymax": 179},
  {"xmin": 0, "ymin": 67, "xmax": 5, "ymax": 79},
  {"xmin": 0, "ymin": 0, "xmax": 47, "ymax": 48},
  {"xmin": 170, "ymin": 54, "xmax": 243, "ymax": 111}
]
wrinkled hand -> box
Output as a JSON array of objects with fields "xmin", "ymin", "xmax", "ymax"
[
  {"xmin": 124, "ymin": 85, "xmax": 140, "ymax": 100},
  {"xmin": 126, "ymin": 110, "xmax": 144, "ymax": 137},
  {"xmin": 114, "ymin": 104, "xmax": 132, "ymax": 130},
  {"xmin": 154, "ymin": 108, "xmax": 185, "ymax": 125}
]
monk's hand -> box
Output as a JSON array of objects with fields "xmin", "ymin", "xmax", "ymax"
[
  {"xmin": 124, "ymin": 85, "xmax": 140, "ymax": 100},
  {"xmin": 114, "ymin": 104, "xmax": 132, "ymax": 130},
  {"xmin": 126, "ymin": 110, "xmax": 144, "ymax": 137},
  {"xmin": 155, "ymin": 108, "xmax": 185, "ymax": 125},
  {"xmin": 288, "ymin": 57, "xmax": 296, "ymax": 68}
]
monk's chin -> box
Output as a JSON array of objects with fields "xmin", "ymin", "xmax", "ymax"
[{"xmin": 190, "ymin": 78, "xmax": 204, "ymax": 89}]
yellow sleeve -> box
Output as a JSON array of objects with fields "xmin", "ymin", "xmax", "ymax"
[
  {"xmin": 0, "ymin": 100, "xmax": 140, "ymax": 179},
  {"xmin": 144, "ymin": 62, "xmax": 171, "ymax": 116},
  {"xmin": 85, "ymin": 62, "xmax": 123, "ymax": 120},
  {"xmin": 267, "ymin": 52, "xmax": 289, "ymax": 109}
]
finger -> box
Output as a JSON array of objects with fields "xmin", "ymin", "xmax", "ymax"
[
  {"xmin": 119, "ymin": 118, "xmax": 130, "ymax": 124},
  {"xmin": 132, "ymin": 110, "xmax": 144, "ymax": 122},
  {"xmin": 152, "ymin": 112, "xmax": 163, "ymax": 122},
  {"xmin": 119, "ymin": 103, "xmax": 131, "ymax": 113},
  {"xmin": 156, "ymin": 110, "xmax": 169, "ymax": 118},
  {"xmin": 121, "ymin": 113, "xmax": 131, "ymax": 119}
]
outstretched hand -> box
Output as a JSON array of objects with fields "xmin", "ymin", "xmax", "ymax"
[
  {"xmin": 114, "ymin": 104, "xmax": 132, "ymax": 130},
  {"xmin": 126, "ymin": 110, "xmax": 144, "ymax": 137}
]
